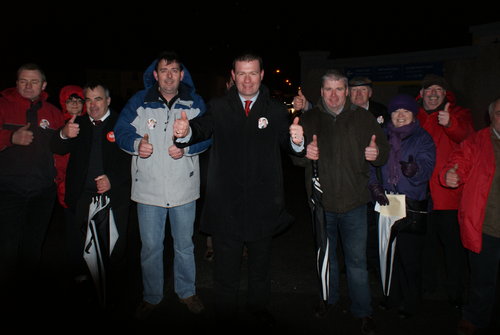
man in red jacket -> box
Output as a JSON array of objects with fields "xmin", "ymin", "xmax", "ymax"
[
  {"xmin": 441, "ymin": 96, "xmax": 500, "ymax": 335},
  {"xmin": 0, "ymin": 63, "xmax": 64, "ymax": 304},
  {"xmin": 416, "ymin": 74, "xmax": 475, "ymax": 307}
]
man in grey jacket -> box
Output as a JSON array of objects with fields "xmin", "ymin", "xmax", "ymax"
[{"xmin": 114, "ymin": 51, "xmax": 211, "ymax": 320}]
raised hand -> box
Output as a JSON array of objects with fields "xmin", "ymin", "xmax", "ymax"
[
  {"xmin": 438, "ymin": 102, "xmax": 451, "ymax": 127},
  {"xmin": 400, "ymin": 155, "xmax": 419, "ymax": 177},
  {"xmin": 173, "ymin": 111, "xmax": 189, "ymax": 138},
  {"xmin": 139, "ymin": 133, "xmax": 153, "ymax": 158},
  {"xmin": 289, "ymin": 116, "xmax": 304, "ymax": 145},
  {"xmin": 11, "ymin": 123, "xmax": 33, "ymax": 146},
  {"xmin": 364, "ymin": 134, "xmax": 379, "ymax": 161},
  {"xmin": 62, "ymin": 115, "xmax": 80, "ymax": 139},
  {"xmin": 445, "ymin": 163, "xmax": 460, "ymax": 188},
  {"xmin": 306, "ymin": 134, "xmax": 319, "ymax": 160},
  {"xmin": 292, "ymin": 89, "xmax": 309, "ymax": 111}
]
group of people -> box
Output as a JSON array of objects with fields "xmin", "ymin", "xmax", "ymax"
[
  {"xmin": 291, "ymin": 72, "xmax": 498, "ymax": 335},
  {"xmin": 0, "ymin": 53, "xmax": 498, "ymax": 335}
]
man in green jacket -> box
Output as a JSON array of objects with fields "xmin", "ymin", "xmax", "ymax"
[{"xmin": 292, "ymin": 69, "xmax": 389, "ymax": 335}]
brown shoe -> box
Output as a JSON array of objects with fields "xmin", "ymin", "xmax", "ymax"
[
  {"xmin": 204, "ymin": 248, "xmax": 214, "ymax": 262},
  {"xmin": 135, "ymin": 300, "xmax": 159, "ymax": 320},
  {"xmin": 457, "ymin": 319, "xmax": 476, "ymax": 335},
  {"xmin": 180, "ymin": 294, "xmax": 205, "ymax": 314}
]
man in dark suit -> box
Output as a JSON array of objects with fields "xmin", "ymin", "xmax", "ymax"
[
  {"xmin": 173, "ymin": 53, "xmax": 305, "ymax": 328},
  {"xmin": 51, "ymin": 82, "xmax": 131, "ymax": 308}
]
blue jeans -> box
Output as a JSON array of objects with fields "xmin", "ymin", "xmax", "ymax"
[
  {"xmin": 137, "ymin": 201, "xmax": 196, "ymax": 304},
  {"xmin": 325, "ymin": 204, "xmax": 372, "ymax": 318}
]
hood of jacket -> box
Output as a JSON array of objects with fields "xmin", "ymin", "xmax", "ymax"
[
  {"xmin": 58, "ymin": 85, "xmax": 86, "ymax": 119},
  {"xmin": 142, "ymin": 58, "xmax": 197, "ymax": 96}
]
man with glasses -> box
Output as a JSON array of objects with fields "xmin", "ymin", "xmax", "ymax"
[
  {"xmin": 416, "ymin": 74, "xmax": 475, "ymax": 309},
  {"xmin": 0, "ymin": 63, "xmax": 64, "ymax": 307}
]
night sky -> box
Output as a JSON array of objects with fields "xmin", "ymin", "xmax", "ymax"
[{"xmin": 1, "ymin": 3, "xmax": 497, "ymax": 104}]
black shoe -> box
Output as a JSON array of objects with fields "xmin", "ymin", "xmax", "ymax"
[
  {"xmin": 314, "ymin": 300, "xmax": 332, "ymax": 319},
  {"xmin": 397, "ymin": 309, "xmax": 412, "ymax": 319},
  {"xmin": 378, "ymin": 300, "xmax": 390, "ymax": 311},
  {"xmin": 360, "ymin": 316, "xmax": 377, "ymax": 335},
  {"xmin": 249, "ymin": 309, "xmax": 276, "ymax": 328},
  {"xmin": 449, "ymin": 297, "xmax": 463, "ymax": 310}
]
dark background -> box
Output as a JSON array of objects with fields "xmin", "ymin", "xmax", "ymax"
[{"xmin": 1, "ymin": 3, "xmax": 497, "ymax": 107}]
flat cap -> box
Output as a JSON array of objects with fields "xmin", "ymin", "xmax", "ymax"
[{"xmin": 349, "ymin": 76, "xmax": 372, "ymax": 87}]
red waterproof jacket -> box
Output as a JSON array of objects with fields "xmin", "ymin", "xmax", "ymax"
[
  {"xmin": 439, "ymin": 127, "xmax": 495, "ymax": 253},
  {"xmin": 0, "ymin": 87, "xmax": 64, "ymax": 194},
  {"xmin": 416, "ymin": 91, "xmax": 474, "ymax": 209},
  {"xmin": 54, "ymin": 85, "xmax": 86, "ymax": 208}
]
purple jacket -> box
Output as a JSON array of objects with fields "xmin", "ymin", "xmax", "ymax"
[{"xmin": 370, "ymin": 121, "xmax": 436, "ymax": 201}]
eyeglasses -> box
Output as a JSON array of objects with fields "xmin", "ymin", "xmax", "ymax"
[
  {"xmin": 66, "ymin": 99, "xmax": 84, "ymax": 105},
  {"xmin": 423, "ymin": 87, "xmax": 444, "ymax": 93}
]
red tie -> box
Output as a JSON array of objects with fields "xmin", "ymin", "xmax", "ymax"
[{"xmin": 244, "ymin": 100, "xmax": 252, "ymax": 116}]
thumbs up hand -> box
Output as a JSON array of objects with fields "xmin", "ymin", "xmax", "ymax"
[
  {"xmin": 364, "ymin": 134, "xmax": 379, "ymax": 161},
  {"xmin": 11, "ymin": 123, "xmax": 34, "ymax": 146},
  {"xmin": 62, "ymin": 115, "xmax": 80, "ymax": 138},
  {"xmin": 289, "ymin": 116, "xmax": 304, "ymax": 145},
  {"xmin": 306, "ymin": 134, "xmax": 319, "ymax": 160},
  {"xmin": 173, "ymin": 111, "xmax": 190, "ymax": 138},
  {"xmin": 445, "ymin": 163, "xmax": 460, "ymax": 188},
  {"xmin": 139, "ymin": 133, "xmax": 153, "ymax": 158},
  {"xmin": 438, "ymin": 102, "xmax": 451, "ymax": 127},
  {"xmin": 292, "ymin": 89, "xmax": 308, "ymax": 111},
  {"xmin": 400, "ymin": 155, "xmax": 419, "ymax": 177}
]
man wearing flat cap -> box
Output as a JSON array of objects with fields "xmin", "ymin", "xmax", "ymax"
[
  {"xmin": 416, "ymin": 73, "xmax": 475, "ymax": 309},
  {"xmin": 349, "ymin": 76, "xmax": 390, "ymax": 279},
  {"xmin": 349, "ymin": 77, "xmax": 389, "ymax": 127}
]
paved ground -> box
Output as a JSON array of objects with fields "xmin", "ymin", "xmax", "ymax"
[{"xmin": 10, "ymin": 154, "xmax": 500, "ymax": 334}]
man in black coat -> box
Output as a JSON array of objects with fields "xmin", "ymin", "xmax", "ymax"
[
  {"xmin": 348, "ymin": 76, "xmax": 389, "ymax": 127},
  {"xmin": 348, "ymin": 76, "xmax": 389, "ymax": 279},
  {"xmin": 174, "ymin": 53, "xmax": 305, "ymax": 327},
  {"xmin": 51, "ymin": 82, "xmax": 132, "ymax": 307}
]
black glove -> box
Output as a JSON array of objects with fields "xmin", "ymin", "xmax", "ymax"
[
  {"xmin": 368, "ymin": 183, "xmax": 389, "ymax": 206},
  {"xmin": 400, "ymin": 155, "xmax": 419, "ymax": 178}
]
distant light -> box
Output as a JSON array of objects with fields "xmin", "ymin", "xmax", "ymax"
[{"xmin": 275, "ymin": 69, "xmax": 281, "ymax": 74}]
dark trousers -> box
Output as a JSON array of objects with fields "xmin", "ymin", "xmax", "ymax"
[
  {"xmin": 0, "ymin": 185, "xmax": 56, "ymax": 292},
  {"xmin": 367, "ymin": 201, "xmax": 380, "ymax": 276},
  {"xmin": 387, "ymin": 231, "xmax": 425, "ymax": 314},
  {"xmin": 463, "ymin": 233, "xmax": 500, "ymax": 328},
  {"xmin": 65, "ymin": 191, "xmax": 131, "ymax": 306},
  {"xmin": 423, "ymin": 209, "xmax": 468, "ymax": 302},
  {"xmin": 212, "ymin": 234, "xmax": 272, "ymax": 321}
]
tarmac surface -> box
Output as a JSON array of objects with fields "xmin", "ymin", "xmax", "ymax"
[{"xmin": 10, "ymin": 154, "xmax": 500, "ymax": 334}]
